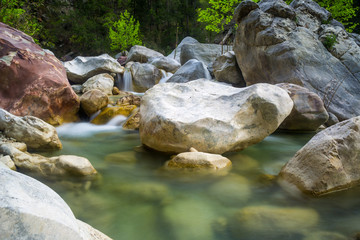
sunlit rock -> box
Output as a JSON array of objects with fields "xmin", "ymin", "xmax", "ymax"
[
  {"xmin": 80, "ymin": 89, "xmax": 109, "ymax": 117},
  {"xmin": 82, "ymin": 73, "xmax": 114, "ymax": 95}
]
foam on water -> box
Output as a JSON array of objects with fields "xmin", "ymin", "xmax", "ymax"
[{"xmin": 56, "ymin": 122, "xmax": 123, "ymax": 138}]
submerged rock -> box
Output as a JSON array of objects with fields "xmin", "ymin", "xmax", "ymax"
[
  {"xmin": 80, "ymin": 89, "xmax": 109, "ymax": 117},
  {"xmin": 167, "ymin": 59, "xmax": 212, "ymax": 83},
  {"xmin": 279, "ymin": 116, "xmax": 360, "ymax": 196},
  {"xmin": 82, "ymin": 73, "xmax": 114, "ymax": 95},
  {"xmin": 140, "ymin": 79, "xmax": 293, "ymax": 154},
  {"xmin": 0, "ymin": 166, "xmax": 109, "ymax": 240},
  {"xmin": 233, "ymin": 0, "xmax": 360, "ymax": 121},
  {"xmin": 277, "ymin": 83, "xmax": 329, "ymax": 131},
  {"xmin": 0, "ymin": 108, "xmax": 62, "ymax": 151},
  {"xmin": 64, "ymin": 53, "xmax": 124, "ymax": 84},
  {"xmin": 0, "ymin": 22, "xmax": 79, "ymax": 125},
  {"xmin": 229, "ymin": 205, "xmax": 319, "ymax": 239}
]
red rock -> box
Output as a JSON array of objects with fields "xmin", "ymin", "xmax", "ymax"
[{"xmin": 0, "ymin": 22, "xmax": 79, "ymax": 125}]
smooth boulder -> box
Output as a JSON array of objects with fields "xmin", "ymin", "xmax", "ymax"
[
  {"xmin": 277, "ymin": 83, "xmax": 329, "ymax": 131},
  {"xmin": 279, "ymin": 116, "xmax": 360, "ymax": 195},
  {"xmin": 64, "ymin": 53, "xmax": 124, "ymax": 84},
  {"xmin": 148, "ymin": 56, "xmax": 181, "ymax": 73},
  {"xmin": 0, "ymin": 166, "xmax": 109, "ymax": 240},
  {"xmin": 130, "ymin": 62, "xmax": 162, "ymax": 92},
  {"xmin": 140, "ymin": 79, "xmax": 293, "ymax": 154},
  {"xmin": 0, "ymin": 22, "xmax": 79, "ymax": 125},
  {"xmin": 80, "ymin": 89, "xmax": 109, "ymax": 116},
  {"xmin": 0, "ymin": 109, "xmax": 62, "ymax": 151},
  {"xmin": 82, "ymin": 73, "xmax": 114, "ymax": 95},
  {"xmin": 212, "ymin": 51, "xmax": 245, "ymax": 87},
  {"xmin": 167, "ymin": 36, "xmax": 199, "ymax": 63},
  {"xmin": 125, "ymin": 45, "xmax": 164, "ymax": 64},
  {"xmin": 233, "ymin": 0, "xmax": 360, "ymax": 121},
  {"xmin": 167, "ymin": 59, "xmax": 212, "ymax": 83}
]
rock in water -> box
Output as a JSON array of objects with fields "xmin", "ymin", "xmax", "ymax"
[
  {"xmin": 82, "ymin": 73, "xmax": 114, "ymax": 95},
  {"xmin": 80, "ymin": 89, "xmax": 109, "ymax": 117},
  {"xmin": 233, "ymin": 0, "xmax": 360, "ymax": 121},
  {"xmin": 0, "ymin": 22, "xmax": 79, "ymax": 125},
  {"xmin": 0, "ymin": 108, "xmax": 62, "ymax": 151},
  {"xmin": 64, "ymin": 53, "xmax": 124, "ymax": 84},
  {"xmin": 0, "ymin": 167, "xmax": 109, "ymax": 240},
  {"xmin": 139, "ymin": 79, "xmax": 293, "ymax": 154},
  {"xmin": 277, "ymin": 83, "xmax": 329, "ymax": 131},
  {"xmin": 130, "ymin": 62, "xmax": 162, "ymax": 92},
  {"xmin": 279, "ymin": 116, "xmax": 360, "ymax": 196}
]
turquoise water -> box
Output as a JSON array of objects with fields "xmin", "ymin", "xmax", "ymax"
[{"xmin": 37, "ymin": 123, "xmax": 360, "ymax": 240}]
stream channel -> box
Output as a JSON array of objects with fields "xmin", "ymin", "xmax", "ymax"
[{"xmin": 35, "ymin": 123, "xmax": 360, "ymax": 240}]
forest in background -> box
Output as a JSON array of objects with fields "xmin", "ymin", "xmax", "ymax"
[{"xmin": 0, "ymin": 0, "xmax": 359, "ymax": 58}]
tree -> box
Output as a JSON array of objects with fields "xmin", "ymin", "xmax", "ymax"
[{"xmin": 107, "ymin": 10, "xmax": 142, "ymax": 52}]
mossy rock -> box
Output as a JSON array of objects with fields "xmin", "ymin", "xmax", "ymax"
[{"xmin": 91, "ymin": 105, "xmax": 137, "ymax": 125}]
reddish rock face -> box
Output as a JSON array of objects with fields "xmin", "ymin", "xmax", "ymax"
[{"xmin": 0, "ymin": 22, "xmax": 79, "ymax": 125}]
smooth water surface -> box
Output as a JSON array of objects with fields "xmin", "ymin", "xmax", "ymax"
[{"xmin": 38, "ymin": 123, "xmax": 360, "ymax": 240}]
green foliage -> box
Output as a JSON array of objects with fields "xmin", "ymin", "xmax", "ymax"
[
  {"xmin": 107, "ymin": 10, "xmax": 142, "ymax": 52},
  {"xmin": 322, "ymin": 33, "xmax": 338, "ymax": 50},
  {"xmin": 197, "ymin": 0, "xmax": 259, "ymax": 33},
  {"xmin": 315, "ymin": 0, "xmax": 359, "ymax": 32},
  {"xmin": 0, "ymin": 0, "xmax": 43, "ymax": 43}
]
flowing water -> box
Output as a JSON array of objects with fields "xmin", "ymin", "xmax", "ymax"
[{"xmin": 36, "ymin": 123, "xmax": 360, "ymax": 240}]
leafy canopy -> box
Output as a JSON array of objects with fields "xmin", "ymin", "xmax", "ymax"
[{"xmin": 107, "ymin": 10, "xmax": 142, "ymax": 52}]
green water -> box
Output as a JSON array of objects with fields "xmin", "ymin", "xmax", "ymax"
[{"xmin": 38, "ymin": 123, "xmax": 360, "ymax": 240}]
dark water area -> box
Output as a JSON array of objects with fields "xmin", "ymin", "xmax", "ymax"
[{"xmin": 36, "ymin": 123, "xmax": 360, "ymax": 240}]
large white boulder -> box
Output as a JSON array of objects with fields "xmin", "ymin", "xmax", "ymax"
[
  {"xmin": 0, "ymin": 108, "xmax": 62, "ymax": 151},
  {"xmin": 0, "ymin": 166, "xmax": 110, "ymax": 240},
  {"xmin": 279, "ymin": 116, "xmax": 360, "ymax": 195},
  {"xmin": 64, "ymin": 53, "xmax": 124, "ymax": 84},
  {"xmin": 139, "ymin": 79, "xmax": 293, "ymax": 154}
]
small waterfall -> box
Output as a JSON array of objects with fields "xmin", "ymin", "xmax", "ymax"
[
  {"xmin": 121, "ymin": 69, "xmax": 133, "ymax": 91},
  {"xmin": 158, "ymin": 70, "xmax": 173, "ymax": 84}
]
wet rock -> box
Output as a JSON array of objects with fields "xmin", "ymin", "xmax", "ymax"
[
  {"xmin": 80, "ymin": 89, "xmax": 109, "ymax": 117},
  {"xmin": 0, "ymin": 142, "xmax": 97, "ymax": 178},
  {"xmin": 167, "ymin": 59, "xmax": 212, "ymax": 83},
  {"xmin": 165, "ymin": 151, "xmax": 232, "ymax": 170},
  {"xmin": 72, "ymin": 84, "xmax": 84, "ymax": 94},
  {"xmin": 64, "ymin": 53, "xmax": 124, "ymax": 84},
  {"xmin": 277, "ymin": 83, "xmax": 329, "ymax": 131},
  {"xmin": 112, "ymin": 86, "xmax": 121, "ymax": 95},
  {"xmin": 167, "ymin": 36, "xmax": 199, "ymax": 63},
  {"xmin": 91, "ymin": 105, "xmax": 137, "ymax": 125},
  {"xmin": 162, "ymin": 198, "xmax": 216, "ymax": 240},
  {"xmin": 0, "ymin": 166, "xmax": 109, "ymax": 240},
  {"xmin": 212, "ymin": 51, "xmax": 245, "ymax": 87},
  {"xmin": 149, "ymin": 56, "xmax": 181, "ymax": 73},
  {"xmin": 180, "ymin": 42, "xmax": 233, "ymax": 66},
  {"xmin": 130, "ymin": 62, "xmax": 162, "ymax": 92},
  {"xmin": 117, "ymin": 94, "xmax": 141, "ymax": 107},
  {"xmin": 125, "ymin": 45, "xmax": 164, "ymax": 64},
  {"xmin": 123, "ymin": 108, "xmax": 140, "ymax": 130},
  {"xmin": 82, "ymin": 73, "xmax": 114, "ymax": 95},
  {"xmin": 0, "ymin": 108, "xmax": 62, "ymax": 151},
  {"xmin": 208, "ymin": 174, "xmax": 251, "ymax": 206},
  {"xmin": 234, "ymin": 0, "xmax": 360, "ymax": 121},
  {"xmin": 0, "ymin": 23, "xmax": 79, "ymax": 125},
  {"xmin": 140, "ymin": 79, "xmax": 293, "ymax": 154},
  {"xmin": 279, "ymin": 116, "xmax": 360, "ymax": 195},
  {"xmin": 0, "ymin": 155, "xmax": 16, "ymax": 170},
  {"xmin": 104, "ymin": 151, "xmax": 137, "ymax": 164},
  {"xmin": 229, "ymin": 205, "xmax": 319, "ymax": 239}
]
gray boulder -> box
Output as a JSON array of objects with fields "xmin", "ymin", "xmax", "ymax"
[
  {"xmin": 0, "ymin": 166, "xmax": 109, "ymax": 240},
  {"xmin": 64, "ymin": 54, "xmax": 124, "ymax": 84},
  {"xmin": 167, "ymin": 59, "xmax": 212, "ymax": 83},
  {"xmin": 148, "ymin": 56, "xmax": 181, "ymax": 73},
  {"xmin": 234, "ymin": 0, "xmax": 360, "ymax": 121},
  {"xmin": 212, "ymin": 51, "xmax": 245, "ymax": 87},
  {"xmin": 125, "ymin": 45, "xmax": 164, "ymax": 64},
  {"xmin": 277, "ymin": 83, "xmax": 328, "ymax": 131},
  {"xmin": 130, "ymin": 62, "xmax": 162, "ymax": 92},
  {"xmin": 279, "ymin": 116, "xmax": 360, "ymax": 196},
  {"xmin": 180, "ymin": 43, "xmax": 233, "ymax": 66},
  {"xmin": 139, "ymin": 79, "xmax": 293, "ymax": 154},
  {"xmin": 0, "ymin": 108, "xmax": 62, "ymax": 151},
  {"xmin": 82, "ymin": 73, "xmax": 114, "ymax": 95},
  {"xmin": 167, "ymin": 36, "xmax": 199, "ymax": 63}
]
